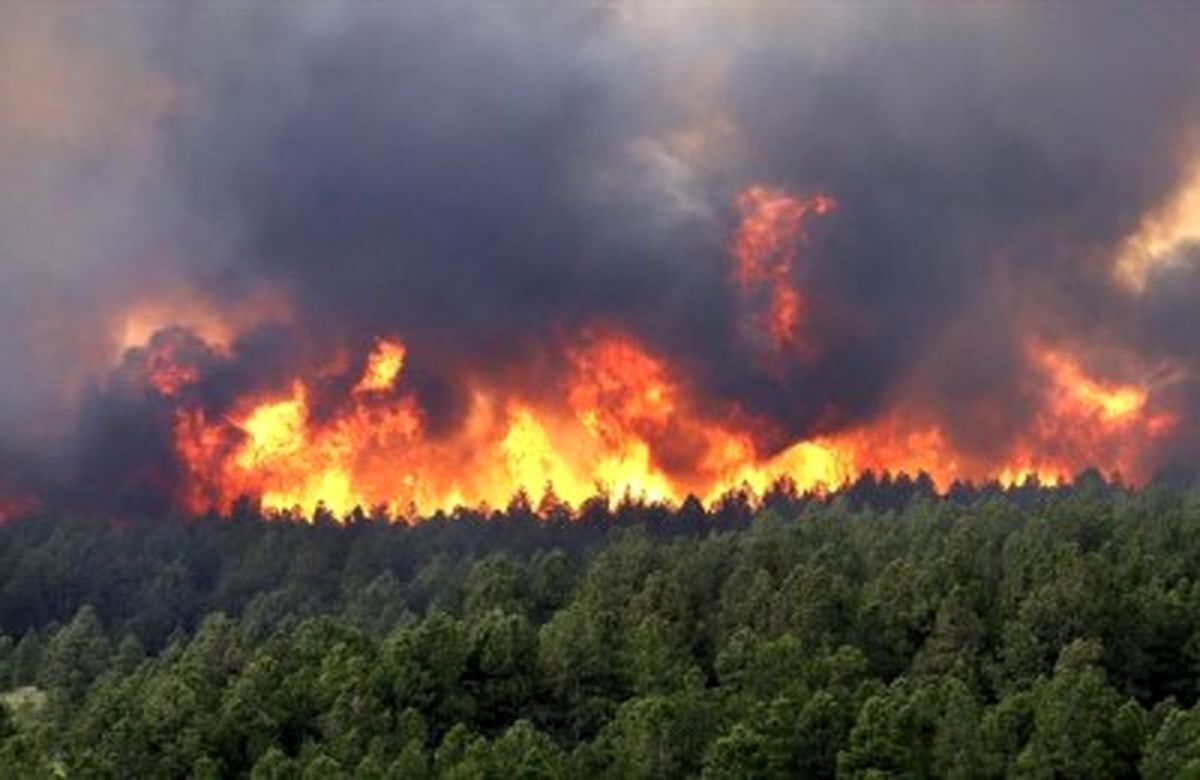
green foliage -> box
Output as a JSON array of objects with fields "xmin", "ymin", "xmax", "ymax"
[
  {"xmin": 250, "ymin": 746, "xmax": 294, "ymax": 779},
  {"xmin": 40, "ymin": 604, "xmax": 109, "ymax": 702},
  {"xmin": 1141, "ymin": 705, "xmax": 1200, "ymax": 779},
  {"xmin": 702, "ymin": 723, "xmax": 773, "ymax": 779},
  {"xmin": 490, "ymin": 719, "xmax": 567, "ymax": 778},
  {"xmin": 3, "ymin": 481, "xmax": 1200, "ymax": 774},
  {"xmin": 598, "ymin": 692, "xmax": 713, "ymax": 778},
  {"xmin": 838, "ymin": 681, "xmax": 941, "ymax": 777},
  {"xmin": 0, "ymin": 634, "xmax": 11, "ymax": 690},
  {"xmin": 0, "ymin": 701, "xmax": 11, "ymax": 740},
  {"xmin": 1013, "ymin": 640, "xmax": 1141, "ymax": 778}
]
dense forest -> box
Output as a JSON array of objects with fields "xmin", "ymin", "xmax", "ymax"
[{"xmin": 4, "ymin": 474, "xmax": 1200, "ymax": 777}]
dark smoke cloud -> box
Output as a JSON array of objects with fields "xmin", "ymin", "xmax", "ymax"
[{"xmin": 3, "ymin": 2, "xmax": 1200, "ymax": 511}]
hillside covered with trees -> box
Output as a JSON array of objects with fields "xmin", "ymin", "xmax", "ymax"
[{"xmin": 4, "ymin": 475, "xmax": 1200, "ymax": 777}]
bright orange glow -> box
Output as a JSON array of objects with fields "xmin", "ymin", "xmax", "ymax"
[
  {"xmin": 115, "ymin": 287, "xmax": 292, "ymax": 357},
  {"xmin": 732, "ymin": 185, "xmax": 836, "ymax": 352},
  {"xmin": 140, "ymin": 184, "xmax": 1177, "ymax": 520},
  {"xmin": 143, "ymin": 349, "xmax": 200, "ymax": 397},
  {"xmin": 354, "ymin": 338, "xmax": 406, "ymax": 394},
  {"xmin": 119, "ymin": 305, "xmax": 234, "ymax": 357},
  {"xmin": 1115, "ymin": 159, "xmax": 1200, "ymax": 292},
  {"xmin": 161, "ymin": 329, "xmax": 1174, "ymax": 520},
  {"xmin": 1007, "ymin": 344, "xmax": 1175, "ymax": 483},
  {"xmin": 174, "ymin": 335, "xmax": 695, "ymax": 517},
  {"xmin": 1036, "ymin": 347, "xmax": 1147, "ymax": 422}
]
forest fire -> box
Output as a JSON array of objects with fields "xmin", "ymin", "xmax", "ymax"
[
  {"xmin": 143, "ymin": 313, "xmax": 1173, "ymax": 519},
  {"xmin": 50, "ymin": 181, "xmax": 1161, "ymax": 520},
  {"xmin": 151, "ymin": 330, "xmax": 1171, "ymax": 519},
  {"xmin": 731, "ymin": 186, "xmax": 837, "ymax": 355},
  {"xmin": 4, "ymin": 0, "xmax": 1199, "ymax": 523},
  {"xmin": 9, "ymin": 6, "xmax": 1200, "ymax": 776}
]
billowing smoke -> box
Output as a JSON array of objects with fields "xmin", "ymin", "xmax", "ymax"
[{"xmin": 2, "ymin": 2, "xmax": 1200, "ymax": 515}]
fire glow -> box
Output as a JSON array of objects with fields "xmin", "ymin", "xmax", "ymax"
[
  {"xmin": 3, "ymin": 5, "xmax": 1199, "ymax": 529},
  {"xmin": 99, "ymin": 185, "xmax": 1178, "ymax": 520},
  {"xmin": 161, "ymin": 331, "xmax": 1167, "ymax": 519},
  {"xmin": 732, "ymin": 186, "xmax": 837, "ymax": 355}
]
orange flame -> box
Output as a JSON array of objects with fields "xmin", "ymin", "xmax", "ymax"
[
  {"xmin": 1012, "ymin": 344, "xmax": 1175, "ymax": 482},
  {"xmin": 132, "ymin": 185, "xmax": 1177, "ymax": 520},
  {"xmin": 732, "ymin": 185, "xmax": 836, "ymax": 353},
  {"xmin": 354, "ymin": 338, "xmax": 406, "ymax": 395},
  {"xmin": 161, "ymin": 331, "xmax": 1173, "ymax": 520},
  {"xmin": 141, "ymin": 340, "xmax": 201, "ymax": 397},
  {"xmin": 1036, "ymin": 347, "xmax": 1147, "ymax": 423}
]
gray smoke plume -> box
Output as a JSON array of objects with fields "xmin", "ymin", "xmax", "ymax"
[{"xmin": 2, "ymin": 2, "xmax": 1199, "ymax": 512}]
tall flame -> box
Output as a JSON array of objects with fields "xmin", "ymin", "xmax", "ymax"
[
  {"xmin": 159, "ymin": 333, "xmax": 1171, "ymax": 519},
  {"xmin": 354, "ymin": 338, "xmax": 406, "ymax": 395},
  {"xmin": 112, "ymin": 185, "xmax": 1177, "ymax": 520},
  {"xmin": 732, "ymin": 186, "xmax": 836, "ymax": 353}
]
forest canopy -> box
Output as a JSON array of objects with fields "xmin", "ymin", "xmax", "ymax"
[{"xmin": 3, "ymin": 475, "xmax": 1200, "ymax": 777}]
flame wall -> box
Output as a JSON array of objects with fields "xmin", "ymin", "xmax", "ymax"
[{"xmin": 1, "ymin": 4, "xmax": 1200, "ymax": 517}]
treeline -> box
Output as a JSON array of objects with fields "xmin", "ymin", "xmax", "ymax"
[
  {"xmin": 4, "ymin": 475, "xmax": 1200, "ymax": 776},
  {"xmin": 0, "ymin": 472, "xmax": 952, "ymax": 647}
]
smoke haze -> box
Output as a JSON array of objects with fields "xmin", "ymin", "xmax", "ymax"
[{"xmin": 3, "ymin": 2, "xmax": 1200, "ymax": 513}]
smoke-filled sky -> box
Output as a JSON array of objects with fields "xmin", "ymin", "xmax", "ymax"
[{"xmin": 3, "ymin": 2, "xmax": 1200, "ymax": 513}]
